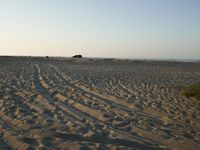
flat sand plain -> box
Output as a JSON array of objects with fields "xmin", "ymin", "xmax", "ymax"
[{"xmin": 0, "ymin": 56, "xmax": 200, "ymax": 150}]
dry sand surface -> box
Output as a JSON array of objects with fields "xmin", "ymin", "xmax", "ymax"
[{"xmin": 0, "ymin": 56, "xmax": 200, "ymax": 150}]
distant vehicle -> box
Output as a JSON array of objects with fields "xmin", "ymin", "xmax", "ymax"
[{"xmin": 72, "ymin": 55, "xmax": 82, "ymax": 58}]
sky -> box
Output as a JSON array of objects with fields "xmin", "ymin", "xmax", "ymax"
[{"xmin": 0, "ymin": 0, "xmax": 200, "ymax": 59}]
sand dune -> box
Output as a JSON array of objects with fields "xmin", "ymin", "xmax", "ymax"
[{"xmin": 0, "ymin": 56, "xmax": 200, "ymax": 150}]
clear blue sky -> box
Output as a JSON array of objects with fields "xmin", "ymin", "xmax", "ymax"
[{"xmin": 0, "ymin": 0, "xmax": 199, "ymax": 59}]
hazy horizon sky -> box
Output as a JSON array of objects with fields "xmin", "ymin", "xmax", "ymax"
[{"xmin": 0, "ymin": 0, "xmax": 200, "ymax": 59}]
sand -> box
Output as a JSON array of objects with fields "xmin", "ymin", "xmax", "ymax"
[{"xmin": 0, "ymin": 56, "xmax": 200, "ymax": 150}]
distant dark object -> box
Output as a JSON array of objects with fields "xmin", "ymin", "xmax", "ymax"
[
  {"xmin": 72, "ymin": 55, "xmax": 82, "ymax": 58},
  {"xmin": 46, "ymin": 56, "xmax": 49, "ymax": 58},
  {"xmin": 103, "ymin": 58, "xmax": 114, "ymax": 61}
]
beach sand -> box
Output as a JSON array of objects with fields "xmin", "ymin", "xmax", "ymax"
[{"xmin": 0, "ymin": 56, "xmax": 200, "ymax": 150}]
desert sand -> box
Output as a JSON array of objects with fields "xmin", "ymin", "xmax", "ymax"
[{"xmin": 0, "ymin": 56, "xmax": 200, "ymax": 150}]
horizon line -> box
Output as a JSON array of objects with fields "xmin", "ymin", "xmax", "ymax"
[{"xmin": 0, "ymin": 55, "xmax": 199, "ymax": 62}]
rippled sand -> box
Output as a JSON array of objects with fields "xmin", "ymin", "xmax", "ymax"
[{"xmin": 0, "ymin": 56, "xmax": 200, "ymax": 150}]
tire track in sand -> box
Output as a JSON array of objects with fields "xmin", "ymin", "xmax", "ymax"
[{"xmin": 36, "ymin": 64, "xmax": 168, "ymax": 150}]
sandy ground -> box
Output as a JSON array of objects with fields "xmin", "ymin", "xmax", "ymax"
[{"xmin": 0, "ymin": 56, "xmax": 200, "ymax": 150}]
